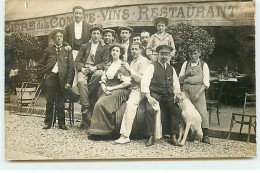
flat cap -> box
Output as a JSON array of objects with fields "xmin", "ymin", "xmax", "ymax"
[
  {"xmin": 156, "ymin": 44, "xmax": 173, "ymax": 52},
  {"xmin": 90, "ymin": 25, "xmax": 103, "ymax": 33},
  {"xmin": 118, "ymin": 26, "xmax": 133, "ymax": 32},
  {"xmin": 103, "ymin": 28, "xmax": 115, "ymax": 34}
]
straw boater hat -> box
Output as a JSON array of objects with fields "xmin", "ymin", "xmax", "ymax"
[
  {"xmin": 103, "ymin": 28, "xmax": 115, "ymax": 35},
  {"xmin": 49, "ymin": 28, "xmax": 66, "ymax": 38},
  {"xmin": 156, "ymin": 44, "xmax": 173, "ymax": 53},
  {"xmin": 89, "ymin": 25, "xmax": 104, "ymax": 33},
  {"xmin": 152, "ymin": 16, "xmax": 170, "ymax": 26},
  {"xmin": 118, "ymin": 26, "xmax": 133, "ymax": 33}
]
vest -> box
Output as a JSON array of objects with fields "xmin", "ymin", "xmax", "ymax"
[
  {"xmin": 72, "ymin": 37, "xmax": 85, "ymax": 51},
  {"xmin": 150, "ymin": 61, "xmax": 174, "ymax": 95}
]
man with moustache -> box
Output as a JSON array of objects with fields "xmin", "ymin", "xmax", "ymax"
[
  {"xmin": 40, "ymin": 28, "xmax": 74, "ymax": 130},
  {"xmin": 140, "ymin": 31, "xmax": 150, "ymax": 59},
  {"xmin": 75, "ymin": 25, "xmax": 109, "ymax": 129},
  {"xmin": 141, "ymin": 45, "xmax": 182, "ymax": 147}
]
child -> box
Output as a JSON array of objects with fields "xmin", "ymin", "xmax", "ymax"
[
  {"xmin": 146, "ymin": 16, "xmax": 176, "ymax": 62},
  {"xmin": 178, "ymin": 45, "xmax": 211, "ymax": 144}
]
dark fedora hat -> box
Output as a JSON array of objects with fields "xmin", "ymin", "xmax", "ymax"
[
  {"xmin": 152, "ymin": 16, "xmax": 170, "ymax": 26},
  {"xmin": 156, "ymin": 44, "xmax": 173, "ymax": 53},
  {"xmin": 49, "ymin": 28, "xmax": 66, "ymax": 38},
  {"xmin": 118, "ymin": 26, "xmax": 133, "ymax": 33}
]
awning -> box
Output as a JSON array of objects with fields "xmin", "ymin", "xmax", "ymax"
[{"xmin": 5, "ymin": 0, "xmax": 255, "ymax": 36}]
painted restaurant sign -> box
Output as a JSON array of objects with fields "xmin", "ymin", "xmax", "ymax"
[{"xmin": 5, "ymin": 1, "xmax": 255, "ymax": 36}]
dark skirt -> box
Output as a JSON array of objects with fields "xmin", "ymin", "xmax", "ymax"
[{"xmin": 88, "ymin": 88, "xmax": 130, "ymax": 135}]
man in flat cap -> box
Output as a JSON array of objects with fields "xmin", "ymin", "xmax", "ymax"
[
  {"xmin": 40, "ymin": 28, "xmax": 74, "ymax": 130},
  {"xmin": 75, "ymin": 25, "xmax": 109, "ymax": 129},
  {"xmin": 141, "ymin": 44, "xmax": 181, "ymax": 147},
  {"xmin": 118, "ymin": 26, "xmax": 133, "ymax": 63},
  {"xmin": 102, "ymin": 28, "xmax": 115, "ymax": 45}
]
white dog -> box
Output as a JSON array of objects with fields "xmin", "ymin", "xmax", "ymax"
[{"xmin": 176, "ymin": 92, "xmax": 203, "ymax": 146}]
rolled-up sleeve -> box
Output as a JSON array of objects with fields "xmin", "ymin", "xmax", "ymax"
[
  {"xmin": 203, "ymin": 63, "xmax": 210, "ymax": 89},
  {"xmin": 141, "ymin": 64, "xmax": 154, "ymax": 94},
  {"xmin": 172, "ymin": 67, "xmax": 181, "ymax": 94}
]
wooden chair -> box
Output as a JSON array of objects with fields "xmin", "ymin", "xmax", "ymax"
[
  {"xmin": 52, "ymin": 89, "xmax": 80, "ymax": 126},
  {"xmin": 227, "ymin": 92, "xmax": 256, "ymax": 142},
  {"xmin": 206, "ymin": 82, "xmax": 223, "ymax": 125}
]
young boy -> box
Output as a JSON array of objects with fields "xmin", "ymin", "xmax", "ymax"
[
  {"xmin": 179, "ymin": 45, "xmax": 211, "ymax": 144},
  {"xmin": 146, "ymin": 16, "xmax": 176, "ymax": 62}
]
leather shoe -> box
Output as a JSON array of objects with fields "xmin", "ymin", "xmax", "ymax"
[
  {"xmin": 59, "ymin": 124, "xmax": 68, "ymax": 130},
  {"xmin": 145, "ymin": 135, "xmax": 155, "ymax": 147},
  {"xmin": 169, "ymin": 134, "xmax": 182, "ymax": 146},
  {"xmin": 79, "ymin": 121, "xmax": 89, "ymax": 129},
  {"xmin": 202, "ymin": 136, "xmax": 210, "ymax": 144},
  {"xmin": 43, "ymin": 124, "xmax": 51, "ymax": 130},
  {"xmin": 82, "ymin": 108, "xmax": 92, "ymax": 118}
]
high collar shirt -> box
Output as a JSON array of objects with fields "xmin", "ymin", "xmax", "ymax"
[{"xmin": 74, "ymin": 21, "xmax": 83, "ymax": 39}]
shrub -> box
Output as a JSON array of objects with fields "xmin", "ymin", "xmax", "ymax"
[{"xmin": 168, "ymin": 23, "xmax": 215, "ymax": 64}]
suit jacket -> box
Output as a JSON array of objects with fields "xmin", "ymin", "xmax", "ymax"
[
  {"xmin": 39, "ymin": 45, "xmax": 75, "ymax": 92},
  {"xmin": 64, "ymin": 21, "xmax": 91, "ymax": 50},
  {"xmin": 75, "ymin": 42, "xmax": 109, "ymax": 71},
  {"xmin": 120, "ymin": 41, "xmax": 133, "ymax": 63}
]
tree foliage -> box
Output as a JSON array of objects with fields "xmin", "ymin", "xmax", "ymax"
[{"xmin": 168, "ymin": 23, "xmax": 215, "ymax": 63}]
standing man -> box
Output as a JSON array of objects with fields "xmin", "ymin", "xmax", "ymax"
[
  {"xmin": 141, "ymin": 45, "xmax": 181, "ymax": 147},
  {"xmin": 75, "ymin": 25, "xmax": 109, "ymax": 129},
  {"xmin": 118, "ymin": 26, "xmax": 133, "ymax": 63},
  {"xmin": 40, "ymin": 28, "xmax": 74, "ymax": 130},
  {"xmin": 140, "ymin": 31, "xmax": 150, "ymax": 59},
  {"xmin": 65, "ymin": 6, "xmax": 91, "ymax": 87},
  {"xmin": 115, "ymin": 42, "xmax": 150, "ymax": 144},
  {"xmin": 65, "ymin": 6, "xmax": 91, "ymax": 52}
]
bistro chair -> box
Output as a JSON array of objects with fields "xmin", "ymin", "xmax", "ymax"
[
  {"xmin": 206, "ymin": 81, "xmax": 223, "ymax": 125},
  {"xmin": 52, "ymin": 89, "xmax": 80, "ymax": 126},
  {"xmin": 227, "ymin": 92, "xmax": 256, "ymax": 142}
]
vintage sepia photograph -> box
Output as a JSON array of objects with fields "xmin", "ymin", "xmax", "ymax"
[{"xmin": 4, "ymin": 0, "xmax": 256, "ymax": 160}]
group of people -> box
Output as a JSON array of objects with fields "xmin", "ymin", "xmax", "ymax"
[{"xmin": 39, "ymin": 5, "xmax": 211, "ymax": 147}]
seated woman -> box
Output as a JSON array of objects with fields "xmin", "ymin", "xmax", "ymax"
[{"xmin": 88, "ymin": 43, "xmax": 132, "ymax": 137}]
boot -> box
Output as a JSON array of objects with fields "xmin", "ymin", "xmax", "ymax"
[
  {"xmin": 79, "ymin": 114, "xmax": 88, "ymax": 129},
  {"xmin": 202, "ymin": 128, "xmax": 210, "ymax": 144},
  {"xmin": 145, "ymin": 135, "xmax": 155, "ymax": 147},
  {"xmin": 43, "ymin": 123, "xmax": 51, "ymax": 130},
  {"xmin": 169, "ymin": 134, "xmax": 181, "ymax": 146}
]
